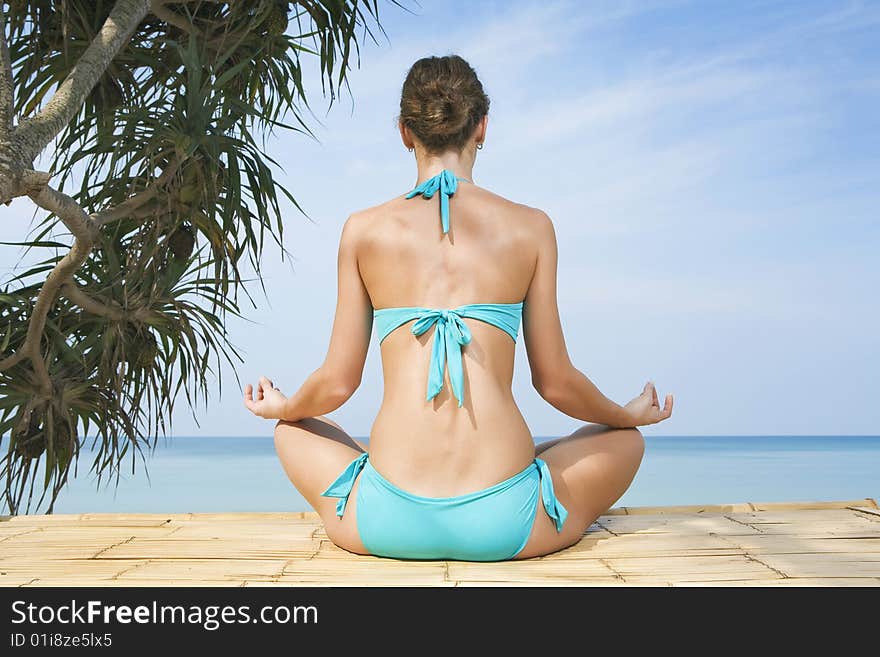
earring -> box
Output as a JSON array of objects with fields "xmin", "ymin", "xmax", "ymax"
[
  {"xmin": 476, "ymin": 142, "xmax": 484, "ymax": 150},
  {"xmin": 408, "ymin": 147, "xmax": 414, "ymax": 152}
]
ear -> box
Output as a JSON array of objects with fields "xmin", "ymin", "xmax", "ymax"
[
  {"xmin": 399, "ymin": 121, "xmax": 415, "ymax": 150},
  {"xmin": 474, "ymin": 114, "xmax": 488, "ymax": 147}
]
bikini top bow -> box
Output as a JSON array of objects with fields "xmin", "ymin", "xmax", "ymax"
[
  {"xmin": 410, "ymin": 308, "xmax": 473, "ymax": 407},
  {"xmin": 373, "ymin": 302, "xmax": 523, "ymax": 408}
]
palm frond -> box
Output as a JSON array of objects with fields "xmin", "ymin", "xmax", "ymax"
[{"xmin": 1, "ymin": 0, "xmax": 402, "ymax": 513}]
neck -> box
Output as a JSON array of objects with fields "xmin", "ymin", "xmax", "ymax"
[{"xmin": 414, "ymin": 149, "xmax": 475, "ymax": 185}]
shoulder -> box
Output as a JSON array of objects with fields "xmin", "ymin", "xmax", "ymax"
[
  {"xmin": 498, "ymin": 196, "xmax": 557, "ymax": 246},
  {"xmin": 500, "ymin": 202, "xmax": 557, "ymax": 263},
  {"xmin": 339, "ymin": 194, "xmax": 403, "ymax": 237},
  {"xmin": 338, "ymin": 204, "xmax": 380, "ymax": 247},
  {"xmin": 518, "ymin": 204, "xmax": 556, "ymax": 238},
  {"xmin": 337, "ymin": 197, "xmax": 406, "ymax": 261},
  {"xmin": 472, "ymin": 184, "xmax": 556, "ymax": 233}
]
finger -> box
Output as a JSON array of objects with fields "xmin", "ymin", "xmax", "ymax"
[
  {"xmin": 258, "ymin": 376, "xmax": 274, "ymax": 399},
  {"xmin": 244, "ymin": 383, "xmax": 253, "ymax": 404},
  {"xmin": 660, "ymin": 393, "xmax": 674, "ymax": 419},
  {"xmin": 650, "ymin": 381, "xmax": 659, "ymax": 407},
  {"xmin": 642, "ymin": 380, "xmax": 652, "ymax": 397}
]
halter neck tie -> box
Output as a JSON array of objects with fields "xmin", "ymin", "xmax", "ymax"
[{"xmin": 405, "ymin": 168, "xmax": 470, "ymax": 234}]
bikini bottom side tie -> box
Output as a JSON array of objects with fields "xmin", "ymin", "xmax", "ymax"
[{"xmin": 320, "ymin": 452, "xmax": 369, "ymax": 518}]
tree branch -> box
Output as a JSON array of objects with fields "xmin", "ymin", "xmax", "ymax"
[
  {"xmin": 0, "ymin": 237, "xmax": 92, "ymax": 393},
  {"xmin": 0, "ymin": 5, "xmax": 14, "ymax": 139},
  {"xmin": 0, "ymin": 183, "xmax": 101, "ymax": 389},
  {"xmin": 151, "ymin": 1, "xmax": 196, "ymax": 34},
  {"xmin": 92, "ymin": 157, "xmax": 180, "ymax": 225},
  {"xmin": 13, "ymin": 0, "xmax": 151, "ymax": 163},
  {"xmin": 0, "ymin": 172, "xmax": 174, "ymax": 378},
  {"xmin": 63, "ymin": 282, "xmax": 157, "ymax": 323},
  {"xmin": 28, "ymin": 180, "xmax": 101, "ymax": 242},
  {"xmin": 0, "ymin": 349, "xmax": 26, "ymax": 371},
  {"xmin": 62, "ymin": 282, "xmax": 126, "ymax": 320}
]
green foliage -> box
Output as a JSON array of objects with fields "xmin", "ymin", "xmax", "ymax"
[{"xmin": 0, "ymin": 0, "xmax": 398, "ymax": 512}]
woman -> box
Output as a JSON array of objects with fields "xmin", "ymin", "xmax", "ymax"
[{"xmin": 244, "ymin": 54, "xmax": 673, "ymax": 561}]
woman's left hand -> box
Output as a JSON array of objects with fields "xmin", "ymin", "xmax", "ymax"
[{"xmin": 243, "ymin": 376, "xmax": 289, "ymax": 420}]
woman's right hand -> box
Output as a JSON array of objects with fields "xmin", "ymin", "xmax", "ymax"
[
  {"xmin": 243, "ymin": 376, "xmax": 290, "ymax": 420},
  {"xmin": 622, "ymin": 381, "xmax": 673, "ymax": 427}
]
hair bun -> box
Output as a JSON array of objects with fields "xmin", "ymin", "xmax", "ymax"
[{"xmin": 399, "ymin": 55, "xmax": 490, "ymax": 153}]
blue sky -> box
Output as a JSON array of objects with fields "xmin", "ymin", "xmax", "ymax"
[{"xmin": 2, "ymin": 0, "xmax": 879, "ymax": 438}]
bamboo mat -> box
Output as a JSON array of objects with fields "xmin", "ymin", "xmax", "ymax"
[{"xmin": 2, "ymin": 499, "xmax": 878, "ymax": 587}]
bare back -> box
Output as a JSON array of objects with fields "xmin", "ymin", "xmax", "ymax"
[
  {"xmin": 256, "ymin": 55, "xmax": 661, "ymax": 561},
  {"xmin": 352, "ymin": 180, "xmax": 543, "ymax": 496}
]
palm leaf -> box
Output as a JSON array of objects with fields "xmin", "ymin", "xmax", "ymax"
[{"xmin": 1, "ymin": 0, "xmax": 402, "ymax": 513}]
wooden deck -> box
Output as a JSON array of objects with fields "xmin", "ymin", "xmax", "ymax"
[{"xmin": 2, "ymin": 499, "xmax": 879, "ymax": 587}]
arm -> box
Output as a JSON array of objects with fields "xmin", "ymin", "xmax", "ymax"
[
  {"xmin": 244, "ymin": 214, "xmax": 373, "ymax": 421},
  {"xmin": 522, "ymin": 211, "xmax": 672, "ymax": 428}
]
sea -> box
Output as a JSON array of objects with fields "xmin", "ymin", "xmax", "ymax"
[{"xmin": 14, "ymin": 435, "xmax": 880, "ymax": 514}]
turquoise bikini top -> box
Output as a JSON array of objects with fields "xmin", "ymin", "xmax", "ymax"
[{"xmin": 373, "ymin": 169, "xmax": 524, "ymax": 408}]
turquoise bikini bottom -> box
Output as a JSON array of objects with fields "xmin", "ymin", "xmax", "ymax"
[{"xmin": 320, "ymin": 453, "xmax": 569, "ymax": 561}]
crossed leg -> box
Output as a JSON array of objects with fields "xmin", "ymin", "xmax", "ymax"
[
  {"xmin": 274, "ymin": 417, "xmax": 644, "ymax": 561},
  {"xmin": 273, "ymin": 416, "xmax": 369, "ymax": 555},
  {"xmin": 513, "ymin": 423, "xmax": 646, "ymax": 559}
]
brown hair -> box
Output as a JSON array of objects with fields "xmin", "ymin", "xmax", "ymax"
[{"xmin": 398, "ymin": 55, "xmax": 490, "ymax": 153}]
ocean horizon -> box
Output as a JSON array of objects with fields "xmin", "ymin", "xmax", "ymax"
[{"xmin": 5, "ymin": 435, "xmax": 878, "ymax": 515}]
